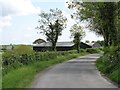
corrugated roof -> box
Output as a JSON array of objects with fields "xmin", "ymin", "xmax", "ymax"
[{"xmin": 33, "ymin": 42, "xmax": 74, "ymax": 47}]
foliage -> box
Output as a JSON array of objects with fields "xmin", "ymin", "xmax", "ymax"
[
  {"xmin": 36, "ymin": 8, "xmax": 67, "ymax": 51},
  {"xmin": 2, "ymin": 49, "xmax": 84, "ymax": 76},
  {"xmin": 86, "ymin": 48, "xmax": 102, "ymax": 54},
  {"xmin": 2, "ymin": 51, "xmax": 87, "ymax": 88},
  {"xmin": 96, "ymin": 46, "xmax": 120, "ymax": 84},
  {"xmin": 13, "ymin": 45, "xmax": 33, "ymax": 55},
  {"xmin": 70, "ymin": 24, "xmax": 85, "ymax": 53},
  {"xmin": 67, "ymin": 1, "xmax": 119, "ymax": 46},
  {"xmin": 96, "ymin": 40, "xmax": 104, "ymax": 46},
  {"xmin": 116, "ymin": 2, "xmax": 120, "ymax": 45}
]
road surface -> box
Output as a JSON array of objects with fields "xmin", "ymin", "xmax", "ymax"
[{"xmin": 31, "ymin": 54, "xmax": 118, "ymax": 88}]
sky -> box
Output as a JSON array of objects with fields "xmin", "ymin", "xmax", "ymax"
[{"xmin": 0, "ymin": 0, "xmax": 103, "ymax": 45}]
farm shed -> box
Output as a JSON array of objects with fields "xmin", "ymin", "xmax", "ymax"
[{"xmin": 33, "ymin": 42, "xmax": 92, "ymax": 51}]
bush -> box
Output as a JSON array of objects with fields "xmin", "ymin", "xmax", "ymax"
[
  {"xmin": 79, "ymin": 49, "xmax": 86, "ymax": 53},
  {"xmin": 2, "ymin": 50, "xmax": 80, "ymax": 75},
  {"xmin": 2, "ymin": 52, "xmax": 87, "ymax": 88},
  {"xmin": 86, "ymin": 48, "xmax": 101, "ymax": 54},
  {"xmin": 13, "ymin": 45, "xmax": 33, "ymax": 54}
]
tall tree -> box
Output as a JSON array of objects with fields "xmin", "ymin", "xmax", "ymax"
[
  {"xmin": 70, "ymin": 24, "xmax": 85, "ymax": 53},
  {"xmin": 67, "ymin": 1, "xmax": 119, "ymax": 46},
  {"xmin": 36, "ymin": 8, "xmax": 67, "ymax": 51},
  {"xmin": 116, "ymin": 1, "xmax": 120, "ymax": 45}
]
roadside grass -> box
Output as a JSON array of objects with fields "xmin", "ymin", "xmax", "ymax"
[
  {"xmin": 96, "ymin": 59, "xmax": 120, "ymax": 84},
  {"xmin": 2, "ymin": 52, "xmax": 87, "ymax": 88},
  {"xmin": 109, "ymin": 68, "xmax": 119, "ymax": 84},
  {"xmin": 96, "ymin": 46, "xmax": 120, "ymax": 85}
]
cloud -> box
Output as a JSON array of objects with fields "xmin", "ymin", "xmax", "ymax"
[
  {"xmin": 62, "ymin": 11, "xmax": 75, "ymax": 29},
  {"xmin": 64, "ymin": 0, "xmax": 70, "ymax": 10},
  {"xmin": 26, "ymin": 27, "xmax": 33, "ymax": 30},
  {"xmin": 0, "ymin": 0, "xmax": 40, "ymax": 29},
  {"xmin": 0, "ymin": 0, "xmax": 40, "ymax": 16},
  {"xmin": 23, "ymin": 27, "xmax": 34, "ymax": 37},
  {"xmin": 0, "ymin": 16, "xmax": 12, "ymax": 30},
  {"xmin": 30, "ymin": 0, "xmax": 65, "ymax": 2},
  {"xmin": 24, "ymin": 34, "xmax": 32, "ymax": 37},
  {"xmin": 57, "ymin": 11, "xmax": 75, "ymax": 42}
]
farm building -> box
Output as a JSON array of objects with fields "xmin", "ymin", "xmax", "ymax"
[
  {"xmin": 33, "ymin": 42, "xmax": 92, "ymax": 51},
  {"xmin": 85, "ymin": 41, "xmax": 102, "ymax": 48},
  {"xmin": 92, "ymin": 42, "xmax": 103, "ymax": 48}
]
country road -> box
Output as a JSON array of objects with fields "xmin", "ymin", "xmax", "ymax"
[{"xmin": 31, "ymin": 54, "xmax": 118, "ymax": 88}]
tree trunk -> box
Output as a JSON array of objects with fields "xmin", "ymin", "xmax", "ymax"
[
  {"xmin": 104, "ymin": 34, "xmax": 109, "ymax": 47},
  {"xmin": 77, "ymin": 43, "xmax": 80, "ymax": 53},
  {"xmin": 52, "ymin": 42, "xmax": 56, "ymax": 51}
]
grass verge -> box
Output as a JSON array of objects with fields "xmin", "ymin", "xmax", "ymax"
[
  {"xmin": 2, "ymin": 52, "xmax": 87, "ymax": 88},
  {"xmin": 96, "ymin": 56, "xmax": 120, "ymax": 85}
]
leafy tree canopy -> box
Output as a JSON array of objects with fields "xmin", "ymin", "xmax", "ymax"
[{"xmin": 36, "ymin": 8, "xmax": 67, "ymax": 50}]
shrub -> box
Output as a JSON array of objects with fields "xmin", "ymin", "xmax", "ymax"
[
  {"xmin": 79, "ymin": 49, "xmax": 86, "ymax": 53},
  {"xmin": 2, "ymin": 50, "xmax": 80, "ymax": 75},
  {"xmin": 86, "ymin": 48, "xmax": 101, "ymax": 54},
  {"xmin": 13, "ymin": 45, "xmax": 33, "ymax": 54}
]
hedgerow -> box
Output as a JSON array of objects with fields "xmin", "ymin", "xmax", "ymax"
[
  {"xmin": 2, "ymin": 45, "xmax": 79, "ymax": 75},
  {"xmin": 86, "ymin": 48, "xmax": 102, "ymax": 54}
]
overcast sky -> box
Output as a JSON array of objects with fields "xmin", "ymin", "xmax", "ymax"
[{"xmin": 0, "ymin": 0, "xmax": 103, "ymax": 45}]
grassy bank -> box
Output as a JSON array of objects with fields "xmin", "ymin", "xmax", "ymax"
[
  {"xmin": 2, "ymin": 52, "xmax": 87, "ymax": 88},
  {"xmin": 96, "ymin": 46, "xmax": 120, "ymax": 85}
]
